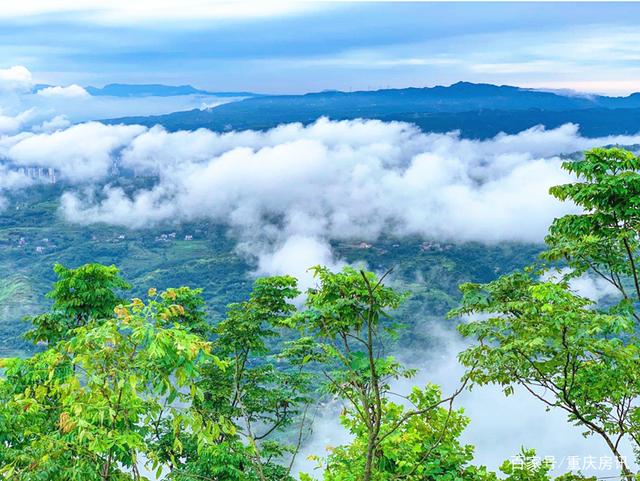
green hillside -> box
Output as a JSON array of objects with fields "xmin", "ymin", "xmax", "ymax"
[{"xmin": 0, "ymin": 182, "xmax": 543, "ymax": 356}]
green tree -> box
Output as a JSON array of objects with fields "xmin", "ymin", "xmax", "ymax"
[
  {"xmin": 451, "ymin": 274, "xmax": 640, "ymax": 478},
  {"xmin": 451, "ymin": 147, "xmax": 640, "ymax": 480},
  {"xmin": 26, "ymin": 263, "xmax": 131, "ymax": 344},
  {"xmin": 316, "ymin": 384, "xmax": 492, "ymax": 481},
  {"xmin": 169, "ymin": 276, "xmax": 311, "ymax": 481},
  {"xmin": 0, "ymin": 292, "xmax": 220, "ymax": 481},
  {"xmin": 295, "ymin": 267, "xmax": 466, "ymax": 481},
  {"xmin": 544, "ymin": 147, "xmax": 640, "ymax": 319}
]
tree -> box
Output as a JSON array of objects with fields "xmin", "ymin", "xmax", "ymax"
[
  {"xmin": 294, "ymin": 266, "xmax": 465, "ymax": 481},
  {"xmin": 316, "ymin": 384, "xmax": 492, "ymax": 481},
  {"xmin": 544, "ymin": 147, "xmax": 640, "ymax": 319},
  {"xmin": 0, "ymin": 348, "xmax": 72, "ymax": 478},
  {"xmin": 2, "ymin": 264, "xmax": 223, "ymax": 480},
  {"xmin": 451, "ymin": 274, "xmax": 640, "ymax": 478},
  {"xmin": 26, "ymin": 263, "xmax": 131, "ymax": 344},
  {"xmin": 169, "ymin": 276, "xmax": 312, "ymax": 481},
  {"xmin": 0, "ymin": 291, "xmax": 219, "ymax": 481},
  {"xmin": 451, "ymin": 148, "xmax": 640, "ymax": 480}
]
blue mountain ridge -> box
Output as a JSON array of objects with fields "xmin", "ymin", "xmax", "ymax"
[{"xmin": 103, "ymin": 81, "xmax": 640, "ymax": 139}]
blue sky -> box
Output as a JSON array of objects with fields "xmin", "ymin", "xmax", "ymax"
[{"xmin": 4, "ymin": 1, "xmax": 640, "ymax": 95}]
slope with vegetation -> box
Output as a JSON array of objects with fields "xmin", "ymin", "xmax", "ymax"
[{"xmin": 0, "ymin": 181, "xmax": 541, "ymax": 356}]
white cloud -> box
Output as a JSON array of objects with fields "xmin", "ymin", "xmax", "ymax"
[
  {"xmin": 0, "ymin": 109, "xmax": 35, "ymax": 134},
  {"xmin": 292, "ymin": 400, "xmax": 352, "ymax": 479},
  {"xmin": 4, "ymin": 122, "xmax": 145, "ymax": 182},
  {"xmin": 37, "ymin": 84, "xmax": 90, "ymax": 98},
  {"xmin": 57, "ymin": 120, "xmax": 637, "ymax": 240},
  {"xmin": 252, "ymin": 235, "xmax": 346, "ymax": 290},
  {"xmin": 0, "ymin": 66, "xmax": 33, "ymax": 93},
  {"xmin": 44, "ymin": 118, "xmax": 640, "ymax": 277},
  {"xmin": 0, "ymin": 163, "xmax": 33, "ymax": 191},
  {"xmin": 0, "ymin": 1, "xmax": 319, "ymax": 23},
  {"xmin": 28, "ymin": 92, "xmax": 239, "ymax": 123},
  {"xmin": 32, "ymin": 115, "xmax": 71, "ymax": 133},
  {"xmin": 0, "ymin": 163, "xmax": 34, "ymax": 212},
  {"xmin": 0, "ymin": 65, "xmax": 243, "ymax": 128},
  {"xmin": 542, "ymin": 268, "xmax": 620, "ymax": 303}
]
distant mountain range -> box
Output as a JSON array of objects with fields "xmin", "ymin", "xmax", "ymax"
[{"xmin": 103, "ymin": 81, "xmax": 640, "ymax": 138}]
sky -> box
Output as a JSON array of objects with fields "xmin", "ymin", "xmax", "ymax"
[{"xmin": 3, "ymin": 1, "xmax": 640, "ymax": 95}]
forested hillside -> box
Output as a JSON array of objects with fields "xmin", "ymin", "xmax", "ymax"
[{"xmin": 0, "ymin": 180, "xmax": 541, "ymax": 355}]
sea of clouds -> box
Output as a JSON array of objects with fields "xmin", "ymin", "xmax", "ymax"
[
  {"xmin": 5, "ymin": 65, "xmax": 640, "ymax": 282},
  {"xmin": 4, "ymin": 116, "xmax": 640, "ymax": 283}
]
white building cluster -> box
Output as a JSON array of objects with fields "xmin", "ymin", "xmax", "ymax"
[{"xmin": 16, "ymin": 166, "xmax": 57, "ymax": 183}]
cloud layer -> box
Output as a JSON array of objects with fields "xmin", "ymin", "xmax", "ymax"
[
  {"xmin": 2, "ymin": 116, "xmax": 639, "ymax": 280},
  {"xmin": 0, "ymin": 65, "xmax": 242, "ymax": 130},
  {"xmin": 59, "ymin": 118, "xmax": 580, "ymax": 240},
  {"xmin": 44, "ymin": 118, "xmax": 640, "ymax": 278},
  {"xmin": 37, "ymin": 84, "xmax": 90, "ymax": 98}
]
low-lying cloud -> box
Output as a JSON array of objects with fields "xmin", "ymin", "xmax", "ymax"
[
  {"xmin": 56, "ymin": 120, "xmax": 637, "ymax": 242},
  {"xmin": 3, "ymin": 115, "xmax": 640, "ymax": 281},
  {"xmin": 26, "ymin": 118, "xmax": 637, "ymax": 279},
  {"xmin": 37, "ymin": 84, "xmax": 90, "ymax": 98},
  {"xmin": 4, "ymin": 122, "xmax": 145, "ymax": 182},
  {"xmin": 0, "ymin": 65, "xmax": 242, "ymax": 127}
]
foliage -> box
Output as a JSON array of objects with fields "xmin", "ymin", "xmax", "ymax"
[
  {"xmin": 294, "ymin": 266, "xmax": 471, "ymax": 481},
  {"xmin": 168, "ymin": 276, "xmax": 309, "ymax": 481},
  {"xmin": 25, "ymin": 263, "xmax": 131, "ymax": 344},
  {"xmin": 544, "ymin": 147, "xmax": 640, "ymax": 319},
  {"xmin": 155, "ymin": 286, "xmax": 209, "ymax": 337},
  {"xmin": 0, "ymin": 290, "xmax": 220, "ymax": 480},
  {"xmin": 451, "ymin": 148, "xmax": 640, "ymax": 479},
  {"xmin": 317, "ymin": 384, "xmax": 492, "ymax": 481},
  {"xmin": 452, "ymin": 274, "xmax": 640, "ymax": 476}
]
